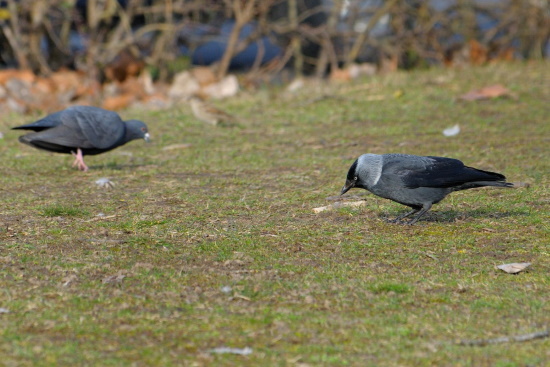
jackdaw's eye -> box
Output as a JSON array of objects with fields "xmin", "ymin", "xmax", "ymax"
[{"xmin": 354, "ymin": 176, "xmax": 358, "ymax": 181}]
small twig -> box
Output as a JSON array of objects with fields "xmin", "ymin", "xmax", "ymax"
[
  {"xmin": 457, "ymin": 329, "xmax": 549, "ymax": 346},
  {"xmin": 424, "ymin": 252, "xmax": 438, "ymax": 261},
  {"xmin": 300, "ymin": 94, "xmax": 348, "ymax": 106}
]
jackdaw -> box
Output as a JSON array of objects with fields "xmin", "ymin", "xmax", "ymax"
[
  {"xmin": 13, "ymin": 106, "xmax": 150, "ymax": 172},
  {"xmin": 341, "ymin": 153, "xmax": 513, "ymax": 224}
]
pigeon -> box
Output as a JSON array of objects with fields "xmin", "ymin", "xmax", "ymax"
[
  {"xmin": 188, "ymin": 96, "xmax": 237, "ymax": 126},
  {"xmin": 12, "ymin": 106, "xmax": 150, "ymax": 172},
  {"xmin": 341, "ymin": 153, "xmax": 514, "ymax": 224}
]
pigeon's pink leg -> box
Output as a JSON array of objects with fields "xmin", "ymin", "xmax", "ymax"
[{"xmin": 71, "ymin": 149, "xmax": 89, "ymax": 172}]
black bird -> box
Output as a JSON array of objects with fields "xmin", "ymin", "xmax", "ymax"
[
  {"xmin": 13, "ymin": 106, "xmax": 150, "ymax": 172},
  {"xmin": 341, "ymin": 153, "xmax": 514, "ymax": 224}
]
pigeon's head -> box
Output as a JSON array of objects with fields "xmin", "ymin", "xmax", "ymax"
[
  {"xmin": 125, "ymin": 120, "xmax": 151, "ymax": 143},
  {"xmin": 341, "ymin": 159, "xmax": 360, "ymax": 195}
]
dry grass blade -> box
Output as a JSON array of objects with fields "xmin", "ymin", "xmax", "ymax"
[{"xmin": 458, "ymin": 329, "xmax": 549, "ymax": 346}]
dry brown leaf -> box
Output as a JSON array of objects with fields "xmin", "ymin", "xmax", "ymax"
[
  {"xmin": 313, "ymin": 200, "xmax": 366, "ymax": 213},
  {"xmin": 468, "ymin": 39, "xmax": 488, "ymax": 65},
  {"xmin": 459, "ymin": 84, "xmax": 512, "ymax": 101},
  {"xmin": 102, "ymin": 274, "xmax": 126, "ymax": 284},
  {"xmin": 330, "ymin": 68, "xmax": 352, "ymax": 82},
  {"xmin": 62, "ymin": 274, "xmax": 78, "ymax": 287},
  {"xmin": 104, "ymin": 50, "xmax": 145, "ymax": 82},
  {"xmin": 496, "ymin": 262, "xmax": 531, "ymax": 274},
  {"xmin": 379, "ymin": 54, "xmax": 398, "ymax": 74}
]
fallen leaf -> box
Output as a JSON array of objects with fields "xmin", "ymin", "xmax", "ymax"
[
  {"xmin": 62, "ymin": 274, "xmax": 78, "ymax": 287},
  {"xmin": 379, "ymin": 54, "xmax": 398, "ymax": 73},
  {"xmin": 443, "ymin": 124, "xmax": 460, "ymax": 137},
  {"xmin": 102, "ymin": 274, "xmax": 126, "ymax": 284},
  {"xmin": 497, "ymin": 262, "xmax": 531, "ymax": 274},
  {"xmin": 313, "ymin": 200, "xmax": 366, "ymax": 213},
  {"xmin": 459, "ymin": 84, "xmax": 512, "ymax": 101},
  {"xmin": 393, "ymin": 89, "xmax": 404, "ymax": 98},
  {"xmin": 330, "ymin": 68, "xmax": 352, "ymax": 82},
  {"xmin": 468, "ymin": 39, "xmax": 488, "ymax": 65}
]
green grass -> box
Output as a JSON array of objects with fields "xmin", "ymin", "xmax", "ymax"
[{"xmin": 1, "ymin": 61, "xmax": 549, "ymax": 366}]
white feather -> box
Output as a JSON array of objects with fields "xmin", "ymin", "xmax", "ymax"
[{"xmin": 443, "ymin": 124, "xmax": 460, "ymax": 137}]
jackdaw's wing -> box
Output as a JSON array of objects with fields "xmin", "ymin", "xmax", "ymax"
[
  {"xmin": 398, "ymin": 156, "xmax": 503, "ymax": 189},
  {"xmin": 60, "ymin": 107, "xmax": 125, "ymax": 150}
]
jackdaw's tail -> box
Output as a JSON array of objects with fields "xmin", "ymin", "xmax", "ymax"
[{"xmin": 455, "ymin": 167, "xmax": 515, "ymax": 191}]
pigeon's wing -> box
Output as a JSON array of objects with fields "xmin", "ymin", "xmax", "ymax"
[
  {"xmin": 20, "ymin": 124, "xmax": 97, "ymax": 150},
  {"xmin": 12, "ymin": 111, "xmax": 66, "ymax": 131},
  {"xmin": 60, "ymin": 107, "xmax": 125, "ymax": 149},
  {"xmin": 396, "ymin": 156, "xmax": 504, "ymax": 188}
]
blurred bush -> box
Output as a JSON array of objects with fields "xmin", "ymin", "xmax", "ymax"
[{"xmin": 0, "ymin": 0, "xmax": 548, "ymax": 81}]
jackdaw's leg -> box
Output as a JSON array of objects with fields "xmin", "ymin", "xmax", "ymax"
[
  {"xmin": 406, "ymin": 203, "xmax": 433, "ymax": 225},
  {"xmin": 71, "ymin": 149, "xmax": 89, "ymax": 172},
  {"xmin": 389, "ymin": 207, "xmax": 420, "ymax": 223}
]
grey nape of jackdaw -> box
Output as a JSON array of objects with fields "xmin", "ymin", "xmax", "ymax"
[
  {"xmin": 12, "ymin": 106, "xmax": 150, "ymax": 172},
  {"xmin": 341, "ymin": 153, "xmax": 514, "ymax": 224}
]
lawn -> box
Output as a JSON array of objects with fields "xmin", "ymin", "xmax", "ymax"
[{"xmin": 0, "ymin": 61, "xmax": 549, "ymax": 366}]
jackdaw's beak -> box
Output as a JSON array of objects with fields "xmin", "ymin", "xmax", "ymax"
[
  {"xmin": 144, "ymin": 132, "xmax": 151, "ymax": 143},
  {"xmin": 341, "ymin": 179, "xmax": 355, "ymax": 195}
]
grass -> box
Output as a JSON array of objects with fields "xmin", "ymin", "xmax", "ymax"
[{"xmin": 1, "ymin": 61, "xmax": 549, "ymax": 366}]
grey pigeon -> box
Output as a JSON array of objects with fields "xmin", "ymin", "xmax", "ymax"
[
  {"xmin": 13, "ymin": 106, "xmax": 150, "ymax": 172},
  {"xmin": 341, "ymin": 153, "xmax": 513, "ymax": 224}
]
